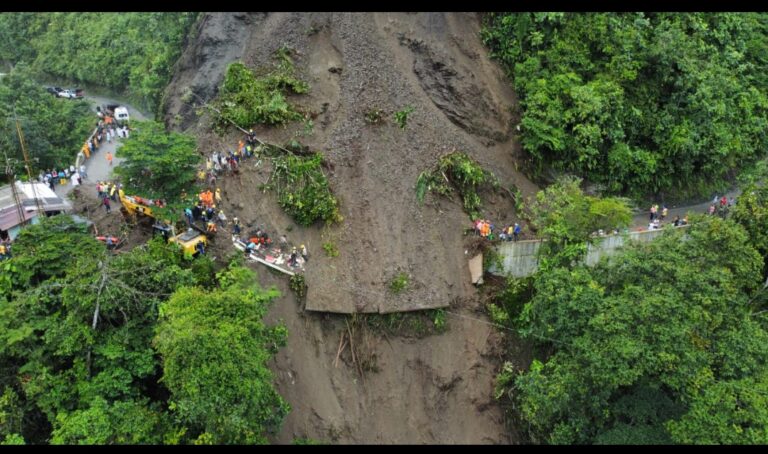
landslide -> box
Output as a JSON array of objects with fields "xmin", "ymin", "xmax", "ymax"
[
  {"xmin": 162, "ymin": 12, "xmax": 535, "ymax": 444},
  {"xmin": 164, "ymin": 12, "xmax": 537, "ymax": 314}
]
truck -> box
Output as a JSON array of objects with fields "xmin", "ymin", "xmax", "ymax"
[
  {"xmin": 98, "ymin": 104, "xmax": 130, "ymax": 125},
  {"xmin": 113, "ymin": 106, "xmax": 130, "ymax": 125}
]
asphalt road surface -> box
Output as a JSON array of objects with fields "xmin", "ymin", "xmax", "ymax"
[{"xmin": 55, "ymin": 97, "xmax": 149, "ymax": 198}]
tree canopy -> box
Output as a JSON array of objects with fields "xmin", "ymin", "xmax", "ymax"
[
  {"xmin": 0, "ymin": 64, "xmax": 93, "ymax": 177},
  {"xmin": 0, "ymin": 13, "xmax": 197, "ymax": 115},
  {"xmin": 495, "ymin": 213, "xmax": 768, "ymax": 444},
  {"xmin": 0, "ymin": 215, "xmax": 287, "ymax": 444},
  {"xmin": 114, "ymin": 120, "xmax": 200, "ymax": 210},
  {"xmin": 525, "ymin": 176, "xmax": 631, "ymax": 267},
  {"xmin": 482, "ymin": 13, "xmax": 768, "ymax": 201}
]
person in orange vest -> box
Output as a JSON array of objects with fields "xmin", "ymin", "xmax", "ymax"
[
  {"xmin": 82, "ymin": 143, "xmax": 90, "ymax": 159},
  {"xmin": 106, "ymin": 151, "xmax": 113, "ymax": 166},
  {"xmin": 206, "ymin": 220, "xmax": 217, "ymax": 233}
]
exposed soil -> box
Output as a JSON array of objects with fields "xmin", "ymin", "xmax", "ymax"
[{"xmin": 163, "ymin": 12, "xmax": 534, "ymax": 444}]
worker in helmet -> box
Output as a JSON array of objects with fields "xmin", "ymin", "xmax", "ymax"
[{"xmin": 300, "ymin": 244, "xmax": 308, "ymax": 262}]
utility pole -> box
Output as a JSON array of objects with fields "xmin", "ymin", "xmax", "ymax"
[
  {"xmin": 15, "ymin": 115, "xmax": 45, "ymax": 214},
  {"xmin": 2, "ymin": 152, "xmax": 26, "ymax": 230}
]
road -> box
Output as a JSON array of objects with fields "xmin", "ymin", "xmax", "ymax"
[
  {"xmin": 55, "ymin": 96, "xmax": 149, "ymax": 198},
  {"xmin": 629, "ymin": 187, "xmax": 741, "ymax": 229}
]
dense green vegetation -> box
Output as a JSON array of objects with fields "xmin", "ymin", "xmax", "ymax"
[
  {"xmin": 482, "ymin": 13, "xmax": 768, "ymax": 201},
  {"xmin": 493, "ymin": 185, "xmax": 768, "ymax": 444},
  {"xmin": 0, "ymin": 215, "xmax": 288, "ymax": 444},
  {"xmin": 526, "ymin": 176, "xmax": 632, "ymax": 267},
  {"xmin": 416, "ymin": 152, "xmax": 499, "ymax": 219},
  {"xmin": 114, "ymin": 120, "xmax": 200, "ymax": 219},
  {"xmin": 214, "ymin": 50, "xmax": 309, "ymax": 131},
  {"xmin": 0, "ymin": 13, "xmax": 197, "ymax": 115},
  {"xmin": 0, "ymin": 64, "xmax": 93, "ymax": 176},
  {"xmin": 266, "ymin": 152, "xmax": 341, "ymax": 227}
]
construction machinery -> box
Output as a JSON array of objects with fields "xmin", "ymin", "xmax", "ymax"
[
  {"xmin": 118, "ymin": 189, "xmax": 207, "ymax": 257},
  {"xmin": 119, "ymin": 189, "xmax": 165, "ymax": 219},
  {"xmin": 153, "ymin": 220, "xmax": 208, "ymax": 257}
]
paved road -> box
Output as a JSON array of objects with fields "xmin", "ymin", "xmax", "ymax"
[
  {"xmin": 630, "ymin": 187, "xmax": 741, "ymax": 229},
  {"xmin": 54, "ymin": 97, "xmax": 148, "ymax": 198}
]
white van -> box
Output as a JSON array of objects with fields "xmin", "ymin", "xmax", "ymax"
[{"xmin": 114, "ymin": 106, "xmax": 130, "ymax": 125}]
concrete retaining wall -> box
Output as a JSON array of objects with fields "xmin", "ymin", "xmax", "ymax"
[{"xmin": 490, "ymin": 227, "xmax": 685, "ymax": 277}]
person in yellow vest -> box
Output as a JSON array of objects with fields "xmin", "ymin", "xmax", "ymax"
[
  {"xmin": 83, "ymin": 143, "xmax": 90, "ymax": 159},
  {"xmin": 197, "ymin": 169, "xmax": 206, "ymax": 182},
  {"xmin": 215, "ymin": 188, "xmax": 222, "ymax": 205}
]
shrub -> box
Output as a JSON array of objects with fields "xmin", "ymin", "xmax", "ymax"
[
  {"xmin": 394, "ymin": 106, "xmax": 414, "ymax": 129},
  {"xmin": 268, "ymin": 153, "xmax": 341, "ymax": 226},
  {"xmin": 416, "ymin": 152, "xmax": 499, "ymax": 219},
  {"xmin": 389, "ymin": 272, "xmax": 410, "ymax": 294},
  {"xmin": 214, "ymin": 50, "xmax": 309, "ymax": 130}
]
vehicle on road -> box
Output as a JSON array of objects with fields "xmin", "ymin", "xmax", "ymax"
[
  {"xmin": 98, "ymin": 104, "xmax": 130, "ymax": 125},
  {"xmin": 46, "ymin": 86, "xmax": 63, "ymax": 96},
  {"xmin": 57, "ymin": 88, "xmax": 84, "ymax": 99},
  {"xmin": 113, "ymin": 106, "xmax": 130, "ymax": 125}
]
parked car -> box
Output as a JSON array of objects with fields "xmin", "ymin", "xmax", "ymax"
[
  {"xmin": 46, "ymin": 86, "xmax": 63, "ymax": 96},
  {"xmin": 57, "ymin": 88, "xmax": 84, "ymax": 99}
]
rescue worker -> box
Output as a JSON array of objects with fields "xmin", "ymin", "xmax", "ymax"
[
  {"xmin": 195, "ymin": 241, "xmax": 205, "ymax": 256},
  {"xmin": 232, "ymin": 217, "xmax": 241, "ymax": 235},
  {"xmin": 109, "ymin": 183, "xmax": 117, "ymax": 201},
  {"xmin": 289, "ymin": 247, "xmax": 298, "ymax": 267},
  {"xmin": 207, "ymin": 220, "xmax": 217, "ymax": 233},
  {"xmin": 217, "ymin": 209, "xmax": 227, "ymax": 227},
  {"xmin": 300, "ymin": 244, "xmax": 308, "ymax": 262},
  {"xmin": 215, "ymin": 188, "xmax": 222, "ymax": 205}
]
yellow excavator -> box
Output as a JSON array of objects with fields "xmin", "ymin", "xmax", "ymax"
[{"xmin": 118, "ymin": 189, "xmax": 207, "ymax": 256}]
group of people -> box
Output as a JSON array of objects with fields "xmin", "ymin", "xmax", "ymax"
[
  {"xmin": 648, "ymin": 204, "xmax": 671, "ymax": 222},
  {"xmin": 96, "ymin": 181, "xmax": 121, "ymax": 213},
  {"xmin": 200, "ymin": 129, "xmax": 264, "ymax": 187},
  {"xmin": 194, "ymin": 130, "xmax": 309, "ymax": 270},
  {"xmin": 707, "ymin": 195, "xmax": 736, "ymax": 218},
  {"xmin": 40, "ymin": 164, "xmax": 87, "ymax": 190},
  {"xmin": 473, "ymin": 219, "xmax": 522, "ymax": 242}
]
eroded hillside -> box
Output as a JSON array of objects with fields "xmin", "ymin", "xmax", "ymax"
[{"xmin": 163, "ymin": 12, "xmax": 534, "ymax": 443}]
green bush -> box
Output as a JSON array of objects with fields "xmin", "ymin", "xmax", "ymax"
[
  {"xmin": 394, "ymin": 106, "xmax": 414, "ymax": 129},
  {"xmin": 215, "ymin": 51, "xmax": 309, "ymax": 130},
  {"xmin": 289, "ymin": 274, "xmax": 307, "ymax": 301},
  {"xmin": 416, "ymin": 152, "xmax": 499, "ymax": 219},
  {"xmin": 389, "ymin": 272, "xmax": 410, "ymax": 294},
  {"xmin": 322, "ymin": 241, "xmax": 339, "ymax": 258},
  {"xmin": 268, "ymin": 153, "xmax": 341, "ymax": 226}
]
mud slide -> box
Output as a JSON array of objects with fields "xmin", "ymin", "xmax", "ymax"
[{"xmin": 164, "ymin": 12, "xmax": 532, "ymax": 444}]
